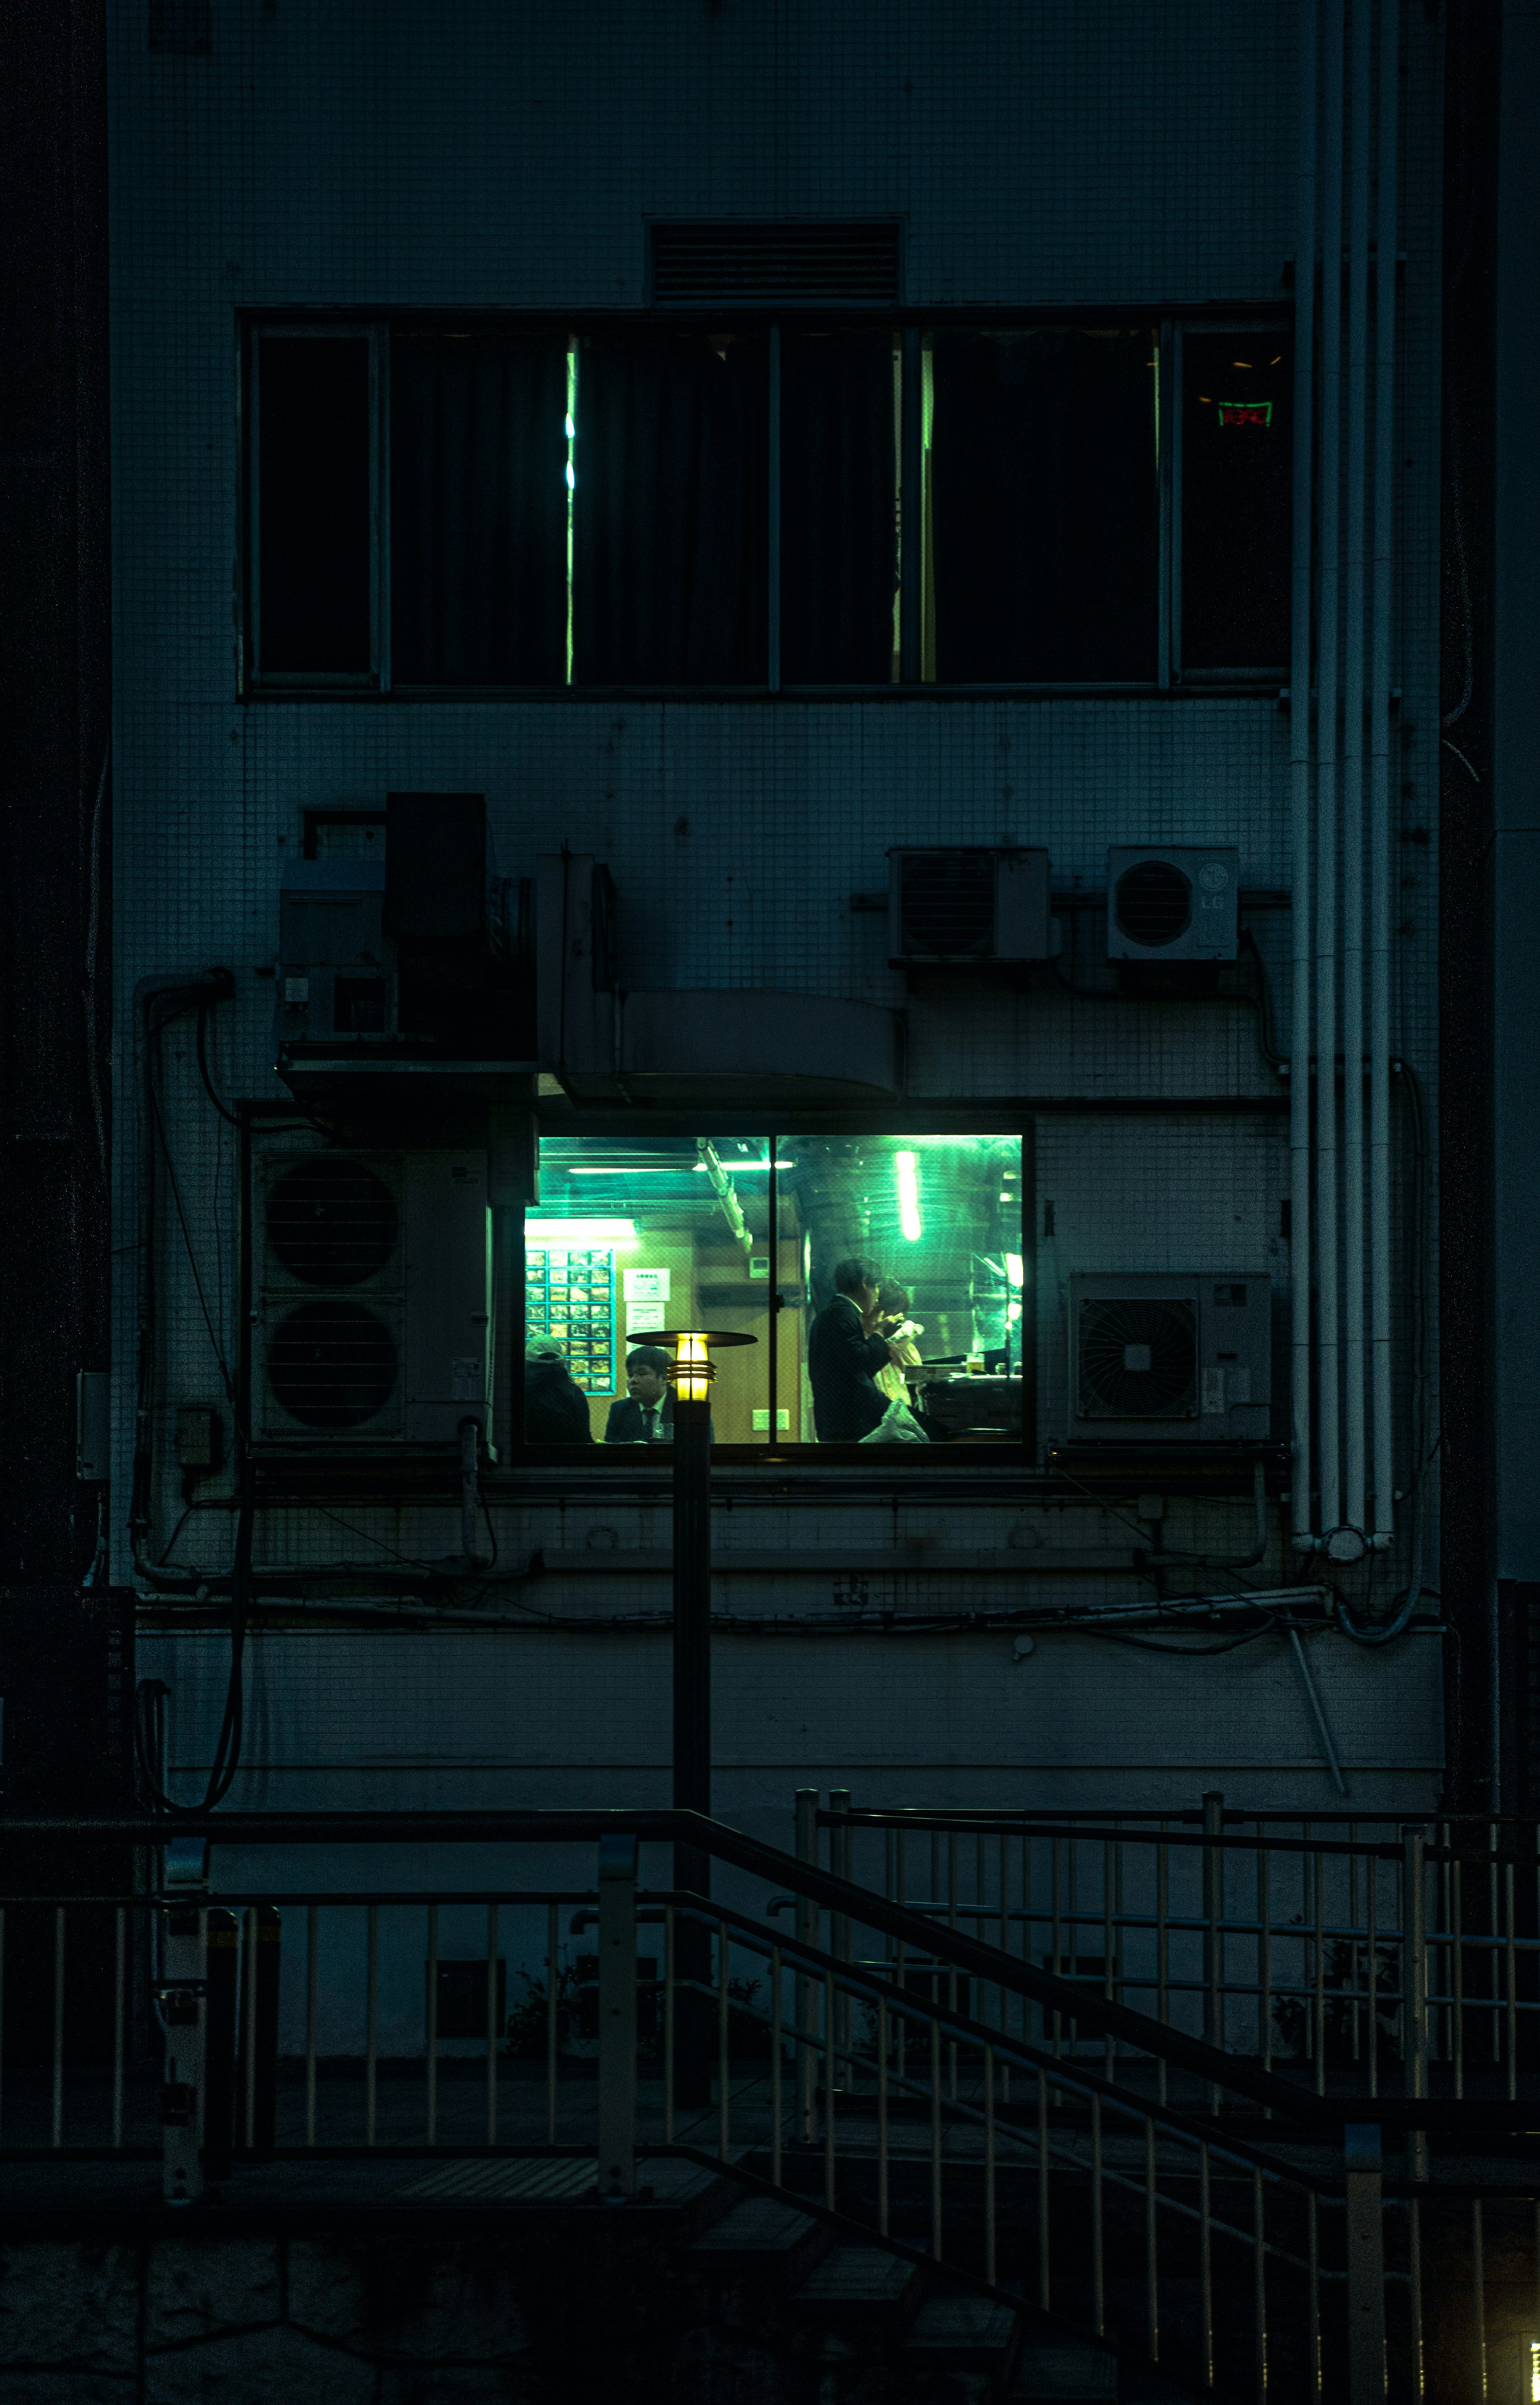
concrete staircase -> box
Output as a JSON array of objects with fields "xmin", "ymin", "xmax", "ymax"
[{"xmin": 675, "ymin": 2189, "xmax": 1202, "ymax": 2402}]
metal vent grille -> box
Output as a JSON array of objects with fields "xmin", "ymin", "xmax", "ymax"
[
  {"xmin": 898, "ymin": 853, "xmax": 996, "ymax": 957},
  {"xmin": 1078, "ymin": 1298, "xmax": 1197, "ymax": 1420},
  {"xmin": 1114, "ymin": 861, "xmax": 1193, "ymax": 950},
  {"xmin": 651, "ymin": 222, "xmax": 901, "ymax": 308},
  {"xmin": 267, "ymin": 1160, "xmax": 399, "ymax": 1287},
  {"xmin": 267, "ymin": 1300, "xmax": 399, "ymax": 1430}
]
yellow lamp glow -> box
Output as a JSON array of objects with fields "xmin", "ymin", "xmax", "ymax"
[
  {"xmin": 654, "ymin": 1326, "xmax": 757, "ymax": 1409},
  {"xmin": 675, "ymin": 1331, "xmax": 712, "ymax": 1403}
]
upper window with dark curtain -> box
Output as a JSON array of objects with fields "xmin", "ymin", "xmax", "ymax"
[
  {"xmin": 573, "ymin": 330, "xmax": 768, "ymax": 685},
  {"xmin": 780, "ymin": 330, "xmax": 899, "ymax": 683},
  {"xmin": 1179, "ymin": 332, "xmax": 1292, "ymax": 674},
  {"xmin": 254, "ymin": 334, "xmax": 372, "ymax": 677},
  {"xmin": 390, "ymin": 334, "xmax": 569, "ymax": 686},
  {"xmin": 928, "ymin": 328, "xmax": 1159, "ymax": 683}
]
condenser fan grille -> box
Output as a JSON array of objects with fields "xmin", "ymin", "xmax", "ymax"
[
  {"xmin": 898, "ymin": 854, "xmax": 995, "ymax": 956},
  {"xmin": 1114, "ymin": 861, "xmax": 1193, "ymax": 950},
  {"xmin": 267, "ymin": 1159, "xmax": 399, "ymax": 1287},
  {"xmin": 1078, "ymin": 1297, "xmax": 1198, "ymax": 1419},
  {"xmin": 267, "ymin": 1300, "xmax": 399, "ymax": 1430}
]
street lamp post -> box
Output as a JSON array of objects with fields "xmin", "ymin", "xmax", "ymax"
[{"xmin": 657, "ymin": 1327, "xmax": 754, "ymax": 2106}]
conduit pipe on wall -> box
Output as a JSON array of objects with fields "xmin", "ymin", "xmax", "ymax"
[
  {"xmin": 1341, "ymin": 0, "xmax": 1374, "ymax": 1537},
  {"xmin": 1295, "ymin": 0, "xmax": 1400, "ymax": 1560},
  {"xmin": 1368, "ymin": 0, "xmax": 1401, "ymax": 1544},
  {"xmin": 1313, "ymin": 0, "xmax": 1347, "ymax": 1540},
  {"xmin": 1289, "ymin": 0, "xmax": 1319, "ymax": 1551}
]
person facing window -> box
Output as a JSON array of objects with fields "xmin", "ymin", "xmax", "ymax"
[{"xmin": 605, "ymin": 1346, "xmax": 675, "ymax": 1444}]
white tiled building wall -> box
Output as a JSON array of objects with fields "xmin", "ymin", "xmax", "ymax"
[{"xmin": 111, "ymin": 0, "xmax": 1447, "ymax": 1820}]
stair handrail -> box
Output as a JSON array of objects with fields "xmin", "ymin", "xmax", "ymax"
[{"xmin": 0, "ymin": 1805, "xmax": 1456, "ymax": 2131}]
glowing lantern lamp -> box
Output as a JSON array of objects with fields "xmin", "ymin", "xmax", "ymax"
[{"xmin": 654, "ymin": 1327, "xmax": 756, "ymax": 2106}]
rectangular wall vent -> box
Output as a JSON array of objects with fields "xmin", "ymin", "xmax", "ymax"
[{"xmin": 650, "ymin": 222, "xmax": 902, "ymax": 308}]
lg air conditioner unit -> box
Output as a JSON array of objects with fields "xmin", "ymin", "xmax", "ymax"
[
  {"xmin": 253, "ymin": 1150, "xmax": 490, "ymax": 1446},
  {"xmin": 1068, "ymin": 1271, "xmax": 1271, "ymax": 1443},
  {"xmin": 888, "ymin": 848, "xmax": 1057, "ymax": 966},
  {"xmin": 1106, "ymin": 847, "xmax": 1240, "ymax": 962}
]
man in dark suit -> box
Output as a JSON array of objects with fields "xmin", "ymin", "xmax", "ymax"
[
  {"xmin": 807, "ymin": 1254, "xmax": 902, "ymax": 1441},
  {"xmin": 604, "ymin": 1345, "xmax": 682, "ymax": 1444}
]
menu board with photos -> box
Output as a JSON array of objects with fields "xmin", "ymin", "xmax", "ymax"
[{"xmin": 525, "ymin": 1246, "xmax": 617, "ymax": 1394}]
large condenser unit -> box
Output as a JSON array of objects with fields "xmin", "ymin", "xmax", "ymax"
[
  {"xmin": 253, "ymin": 1149, "xmax": 490, "ymax": 1446},
  {"xmin": 1067, "ymin": 1271, "xmax": 1271, "ymax": 1443}
]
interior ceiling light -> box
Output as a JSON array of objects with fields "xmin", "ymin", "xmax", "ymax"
[
  {"xmin": 896, "ymin": 1151, "xmax": 922, "ymax": 1243},
  {"xmin": 524, "ymin": 1218, "xmax": 636, "ymax": 1248}
]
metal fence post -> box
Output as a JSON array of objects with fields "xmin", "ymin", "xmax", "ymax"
[
  {"xmin": 1343, "ymin": 2123, "xmax": 1386, "ymax": 2403},
  {"xmin": 795, "ymin": 1788, "xmax": 819, "ymax": 2139},
  {"xmin": 830, "ymin": 1786, "xmax": 852, "ymax": 2083},
  {"xmin": 157, "ymin": 1839, "xmax": 209, "ymax": 2206},
  {"xmin": 597, "ymin": 1834, "xmax": 638, "ymax": 2199},
  {"xmin": 1402, "ymin": 1826, "xmax": 1429, "ymax": 2183},
  {"xmin": 1202, "ymin": 1790, "xmax": 1225, "ymax": 2052}
]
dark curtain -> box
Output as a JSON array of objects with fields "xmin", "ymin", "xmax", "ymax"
[
  {"xmin": 257, "ymin": 336, "xmax": 372, "ymax": 675},
  {"xmin": 929, "ymin": 329, "xmax": 1159, "ymax": 682},
  {"xmin": 1179, "ymin": 331, "xmax": 1292, "ymax": 671},
  {"xmin": 573, "ymin": 330, "xmax": 768, "ymax": 685},
  {"xmin": 390, "ymin": 335, "xmax": 568, "ymax": 685},
  {"xmin": 780, "ymin": 330, "xmax": 898, "ymax": 683}
]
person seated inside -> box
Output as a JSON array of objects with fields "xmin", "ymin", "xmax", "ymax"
[
  {"xmin": 874, "ymin": 1281, "xmax": 924, "ymax": 1408},
  {"xmin": 524, "ymin": 1335, "xmax": 594, "ymax": 1444},
  {"xmin": 604, "ymin": 1345, "xmax": 714, "ymax": 1443},
  {"xmin": 807, "ymin": 1254, "xmax": 906, "ymax": 1442}
]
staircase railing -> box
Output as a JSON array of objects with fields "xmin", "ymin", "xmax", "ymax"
[
  {"xmin": 1, "ymin": 1808, "xmax": 1533, "ymax": 2403},
  {"xmin": 815, "ymin": 1793, "xmax": 1540, "ymax": 2118}
]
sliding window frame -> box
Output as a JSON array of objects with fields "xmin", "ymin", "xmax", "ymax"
[
  {"xmin": 509, "ymin": 1114, "xmax": 1036, "ymax": 1469},
  {"xmin": 243, "ymin": 318, "xmax": 389, "ymax": 694},
  {"xmin": 1169, "ymin": 314, "xmax": 1293, "ymax": 689}
]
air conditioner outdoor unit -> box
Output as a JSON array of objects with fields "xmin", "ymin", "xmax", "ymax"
[
  {"xmin": 253, "ymin": 1149, "xmax": 490, "ymax": 1446},
  {"xmin": 888, "ymin": 847, "xmax": 1057, "ymax": 966},
  {"xmin": 1068, "ymin": 1271, "xmax": 1271, "ymax": 1443},
  {"xmin": 1106, "ymin": 847, "xmax": 1239, "ymax": 962}
]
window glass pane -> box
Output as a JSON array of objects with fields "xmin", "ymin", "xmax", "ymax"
[
  {"xmin": 390, "ymin": 334, "xmax": 568, "ymax": 685},
  {"xmin": 1180, "ymin": 331, "xmax": 1292, "ymax": 671},
  {"xmin": 256, "ymin": 336, "xmax": 371, "ymax": 675},
  {"xmin": 573, "ymin": 330, "xmax": 768, "ymax": 684},
  {"xmin": 928, "ymin": 328, "xmax": 1158, "ymax": 682},
  {"xmin": 780, "ymin": 329, "xmax": 900, "ymax": 682},
  {"xmin": 779, "ymin": 1135, "xmax": 1026, "ymax": 1445},
  {"xmin": 525, "ymin": 1137, "xmax": 772, "ymax": 1445}
]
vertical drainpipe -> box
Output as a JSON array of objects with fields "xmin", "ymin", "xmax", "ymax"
[
  {"xmin": 1368, "ymin": 0, "xmax": 1401, "ymax": 1547},
  {"xmin": 1341, "ymin": 0, "xmax": 1375, "ymax": 1540},
  {"xmin": 1315, "ymin": 0, "xmax": 1348, "ymax": 1539},
  {"xmin": 1291, "ymin": 0, "xmax": 1320, "ymax": 1552}
]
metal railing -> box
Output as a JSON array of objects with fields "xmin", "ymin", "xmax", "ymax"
[
  {"xmin": 814, "ymin": 1793, "xmax": 1540, "ymax": 2115},
  {"xmin": 1, "ymin": 1807, "xmax": 1535, "ymax": 2403}
]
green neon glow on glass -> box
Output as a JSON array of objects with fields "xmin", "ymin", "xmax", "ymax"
[{"xmin": 565, "ymin": 345, "xmax": 578, "ymax": 685}]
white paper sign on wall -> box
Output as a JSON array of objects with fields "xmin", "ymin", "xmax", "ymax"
[
  {"xmin": 626, "ymin": 1302, "xmax": 667, "ymax": 1333},
  {"xmin": 624, "ymin": 1268, "xmax": 671, "ymax": 1301}
]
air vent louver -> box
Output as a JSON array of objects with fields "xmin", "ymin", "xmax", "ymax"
[
  {"xmin": 267, "ymin": 1299, "xmax": 399, "ymax": 1430},
  {"xmin": 267, "ymin": 1160, "xmax": 399, "ymax": 1287},
  {"xmin": 898, "ymin": 853, "xmax": 995, "ymax": 957},
  {"xmin": 651, "ymin": 222, "xmax": 901, "ymax": 308},
  {"xmin": 1078, "ymin": 1297, "xmax": 1198, "ymax": 1420}
]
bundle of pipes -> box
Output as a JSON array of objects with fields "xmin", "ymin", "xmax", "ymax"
[{"xmin": 1289, "ymin": 0, "xmax": 1401, "ymax": 1564}]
